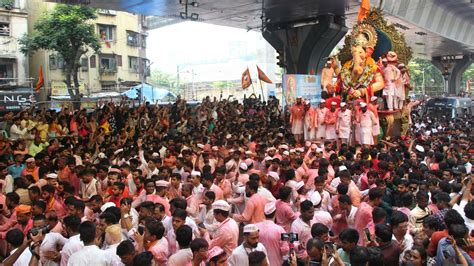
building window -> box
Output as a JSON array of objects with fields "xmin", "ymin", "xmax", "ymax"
[
  {"xmin": 127, "ymin": 31, "xmax": 139, "ymax": 46},
  {"xmin": 90, "ymin": 55, "xmax": 96, "ymax": 68},
  {"xmin": 98, "ymin": 24, "xmax": 115, "ymax": 42},
  {"xmin": 128, "ymin": 56, "xmax": 139, "ymax": 73},
  {"xmin": 81, "ymin": 57, "xmax": 88, "ymax": 71},
  {"xmin": 99, "ymin": 54, "xmax": 117, "ymax": 73},
  {"xmin": 49, "ymin": 55, "xmax": 65, "ymax": 70},
  {"xmin": 0, "ymin": 22, "xmax": 10, "ymax": 36},
  {"xmin": 49, "ymin": 55, "xmax": 57, "ymax": 70},
  {"xmin": 140, "ymin": 35, "xmax": 147, "ymax": 48}
]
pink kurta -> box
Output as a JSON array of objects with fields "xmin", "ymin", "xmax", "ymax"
[
  {"xmin": 255, "ymin": 220, "xmax": 290, "ymax": 266},
  {"xmin": 209, "ymin": 184, "xmax": 224, "ymax": 201},
  {"xmin": 290, "ymin": 104, "xmax": 305, "ymax": 135},
  {"xmin": 353, "ymin": 202, "xmax": 373, "ymax": 246},
  {"xmin": 148, "ymin": 238, "xmax": 170, "ymax": 265},
  {"xmin": 291, "ymin": 218, "xmax": 312, "ymax": 259},
  {"xmin": 233, "ymin": 193, "xmax": 268, "ymax": 224},
  {"xmin": 324, "ymin": 110, "xmax": 338, "ymax": 140},
  {"xmin": 275, "ymin": 200, "xmax": 299, "ymax": 232},
  {"xmin": 209, "ymin": 217, "xmax": 239, "ymax": 255}
]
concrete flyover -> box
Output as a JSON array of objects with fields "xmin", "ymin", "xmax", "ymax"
[{"xmin": 45, "ymin": 0, "xmax": 474, "ymax": 92}]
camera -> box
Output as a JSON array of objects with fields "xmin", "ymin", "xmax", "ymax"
[
  {"xmin": 324, "ymin": 241, "xmax": 334, "ymax": 255},
  {"xmin": 27, "ymin": 225, "xmax": 50, "ymax": 239},
  {"xmin": 281, "ymin": 232, "xmax": 298, "ymax": 243}
]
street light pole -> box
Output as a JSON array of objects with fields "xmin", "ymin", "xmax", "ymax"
[{"xmin": 422, "ymin": 68, "xmax": 425, "ymax": 96}]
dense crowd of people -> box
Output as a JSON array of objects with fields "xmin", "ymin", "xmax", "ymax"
[{"xmin": 0, "ymin": 94, "xmax": 472, "ymax": 266}]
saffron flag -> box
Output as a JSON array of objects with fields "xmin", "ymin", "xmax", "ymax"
[
  {"xmin": 256, "ymin": 65, "xmax": 273, "ymax": 84},
  {"xmin": 242, "ymin": 68, "xmax": 252, "ymax": 89},
  {"xmin": 357, "ymin": 0, "xmax": 370, "ymax": 23},
  {"xmin": 35, "ymin": 65, "xmax": 44, "ymax": 93}
]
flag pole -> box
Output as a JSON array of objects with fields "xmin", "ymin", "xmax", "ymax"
[
  {"xmin": 251, "ymin": 79, "xmax": 256, "ymax": 94},
  {"xmin": 259, "ymin": 79, "xmax": 265, "ymax": 102}
]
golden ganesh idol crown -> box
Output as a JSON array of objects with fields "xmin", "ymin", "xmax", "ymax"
[{"xmin": 350, "ymin": 23, "xmax": 378, "ymax": 49}]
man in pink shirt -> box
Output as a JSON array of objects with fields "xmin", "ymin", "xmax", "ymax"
[
  {"xmin": 215, "ymin": 167, "xmax": 232, "ymax": 199},
  {"xmin": 340, "ymin": 169, "xmax": 361, "ymax": 207},
  {"xmin": 291, "ymin": 200, "xmax": 314, "ymax": 259},
  {"xmin": 255, "ymin": 202, "xmax": 289, "ymax": 266},
  {"xmin": 315, "ymin": 100, "xmax": 328, "ymax": 141},
  {"xmin": 232, "ymin": 180, "xmax": 268, "ymax": 224},
  {"xmin": 368, "ymin": 96, "xmax": 380, "ymax": 144},
  {"xmin": 323, "ymin": 102, "xmax": 338, "ymax": 141},
  {"xmin": 202, "ymin": 173, "xmax": 224, "ymax": 201},
  {"xmin": 146, "ymin": 180, "xmax": 171, "ymax": 216},
  {"xmin": 181, "ymin": 183, "xmax": 200, "ymax": 220},
  {"xmin": 304, "ymin": 101, "xmax": 317, "ymax": 141},
  {"xmin": 290, "ymin": 97, "xmax": 306, "ymax": 144},
  {"xmin": 143, "ymin": 220, "xmax": 169, "ymax": 265},
  {"xmin": 353, "ymin": 188, "xmax": 383, "ymax": 246},
  {"xmin": 275, "ymin": 187, "xmax": 299, "ymax": 232},
  {"xmin": 207, "ymin": 200, "xmax": 239, "ymax": 255}
]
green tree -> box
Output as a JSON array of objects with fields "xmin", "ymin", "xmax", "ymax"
[
  {"xmin": 149, "ymin": 69, "xmax": 174, "ymax": 87},
  {"xmin": 407, "ymin": 58, "xmax": 444, "ymax": 95},
  {"xmin": 212, "ymin": 81, "xmax": 228, "ymax": 89},
  {"xmin": 19, "ymin": 5, "xmax": 101, "ymax": 109},
  {"xmin": 461, "ymin": 63, "xmax": 474, "ymax": 91}
]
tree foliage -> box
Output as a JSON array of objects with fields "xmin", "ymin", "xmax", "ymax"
[
  {"xmin": 19, "ymin": 4, "xmax": 101, "ymax": 108},
  {"xmin": 462, "ymin": 63, "xmax": 474, "ymax": 88},
  {"xmin": 407, "ymin": 58, "xmax": 444, "ymax": 94}
]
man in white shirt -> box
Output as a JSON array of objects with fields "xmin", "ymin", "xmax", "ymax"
[
  {"xmin": 228, "ymin": 224, "xmax": 268, "ymax": 266},
  {"xmin": 32, "ymin": 214, "xmax": 67, "ymax": 266},
  {"xmin": 68, "ymin": 221, "xmax": 113, "ymax": 266},
  {"xmin": 60, "ymin": 215, "xmax": 84, "ymax": 266},
  {"xmin": 9, "ymin": 117, "xmax": 27, "ymax": 141},
  {"xmin": 5, "ymin": 228, "xmax": 32, "ymax": 266}
]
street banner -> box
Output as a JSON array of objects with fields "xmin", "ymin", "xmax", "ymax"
[
  {"xmin": 282, "ymin": 74, "xmax": 321, "ymax": 106},
  {"xmin": 0, "ymin": 89, "xmax": 35, "ymax": 111}
]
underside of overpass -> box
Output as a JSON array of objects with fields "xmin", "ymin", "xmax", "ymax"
[{"xmin": 47, "ymin": 0, "xmax": 474, "ymax": 93}]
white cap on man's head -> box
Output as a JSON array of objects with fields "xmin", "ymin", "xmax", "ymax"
[
  {"xmin": 268, "ymin": 171, "xmax": 279, "ymax": 181},
  {"xmin": 340, "ymin": 102, "xmax": 346, "ymax": 107},
  {"xmin": 371, "ymin": 96, "xmax": 378, "ymax": 102},
  {"xmin": 339, "ymin": 165, "xmax": 348, "ymax": 172},
  {"xmin": 243, "ymin": 224, "xmax": 259, "ymax": 233},
  {"xmin": 331, "ymin": 102, "xmax": 337, "ymax": 106},
  {"xmin": 46, "ymin": 173, "xmax": 58, "ymax": 179},
  {"xmin": 155, "ymin": 180, "xmax": 169, "ymax": 187},
  {"xmin": 239, "ymin": 162, "xmax": 248, "ymax": 171},
  {"xmin": 360, "ymin": 102, "xmax": 367, "ymax": 108},
  {"xmin": 264, "ymin": 202, "xmax": 276, "ymax": 215},
  {"xmin": 320, "ymin": 99, "xmax": 326, "ymax": 103},
  {"xmin": 415, "ymin": 145, "xmax": 425, "ymax": 153},
  {"xmin": 310, "ymin": 191, "xmax": 322, "ymax": 206},
  {"xmin": 191, "ymin": 170, "xmax": 201, "ymax": 177},
  {"xmin": 212, "ymin": 200, "xmax": 231, "ymax": 212}
]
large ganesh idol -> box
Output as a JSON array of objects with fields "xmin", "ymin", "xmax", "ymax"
[{"xmin": 331, "ymin": 23, "xmax": 384, "ymax": 104}]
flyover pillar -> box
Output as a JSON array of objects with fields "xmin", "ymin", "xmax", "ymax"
[
  {"xmin": 262, "ymin": 15, "xmax": 348, "ymax": 75},
  {"xmin": 432, "ymin": 55, "xmax": 473, "ymax": 95}
]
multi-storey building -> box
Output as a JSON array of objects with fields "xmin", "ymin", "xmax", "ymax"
[
  {"xmin": 27, "ymin": 0, "xmax": 149, "ymax": 97},
  {"xmin": 0, "ymin": 0, "xmax": 29, "ymax": 87}
]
